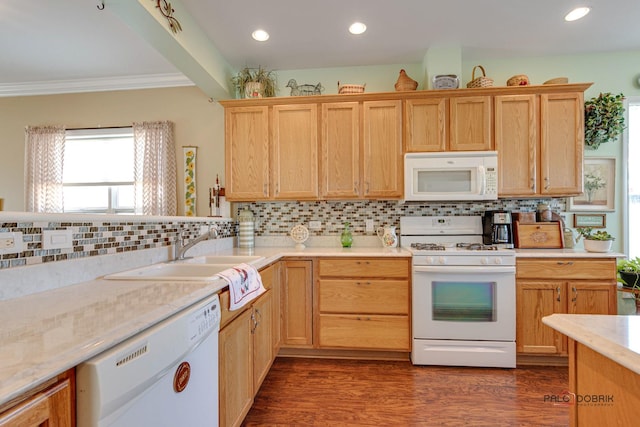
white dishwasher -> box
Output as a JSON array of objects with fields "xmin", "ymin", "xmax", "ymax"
[{"xmin": 76, "ymin": 293, "xmax": 221, "ymax": 427}]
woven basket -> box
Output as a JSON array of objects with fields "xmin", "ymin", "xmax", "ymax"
[
  {"xmin": 507, "ymin": 74, "xmax": 530, "ymax": 86},
  {"xmin": 394, "ymin": 69, "xmax": 418, "ymax": 91},
  {"xmin": 338, "ymin": 82, "xmax": 366, "ymax": 94},
  {"xmin": 543, "ymin": 77, "xmax": 569, "ymax": 85},
  {"xmin": 466, "ymin": 65, "xmax": 493, "ymax": 88}
]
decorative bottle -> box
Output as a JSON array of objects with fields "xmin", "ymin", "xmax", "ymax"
[{"xmin": 341, "ymin": 222, "xmax": 353, "ymax": 248}]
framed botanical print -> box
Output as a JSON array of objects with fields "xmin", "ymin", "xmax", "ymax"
[{"xmin": 569, "ymin": 157, "xmax": 615, "ymax": 211}]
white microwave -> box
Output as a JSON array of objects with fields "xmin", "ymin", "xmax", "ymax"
[{"xmin": 404, "ymin": 151, "xmax": 498, "ymax": 201}]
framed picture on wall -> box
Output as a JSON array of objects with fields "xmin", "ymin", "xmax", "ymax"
[{"xmin": 569, "ymin": 157, "xmax": 616, "ymax": 211}]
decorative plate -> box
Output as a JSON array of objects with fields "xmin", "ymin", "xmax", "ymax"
[{"xmin": 290, "ymin": 225, "xmax": 309, "ymax": 249}]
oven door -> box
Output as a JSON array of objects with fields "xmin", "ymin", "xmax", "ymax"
[{"xmin": 412, "ymin": 265, "xmax": 515, "ymax": 341}]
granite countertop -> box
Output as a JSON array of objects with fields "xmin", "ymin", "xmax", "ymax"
[
  {"xmin": 0, "ymin": 246, "xmax": 410, "ymax": 407},
  {"xmin": 542, "ymin": 314, "xmax": 640, "ymax": 375}
]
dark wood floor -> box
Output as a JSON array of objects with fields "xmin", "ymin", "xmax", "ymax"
[{"xmin": 243, "ymin": 357, "xmax": 569, "ymax": 426}]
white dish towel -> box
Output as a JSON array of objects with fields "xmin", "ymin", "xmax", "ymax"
[{"xmin": 217, "ymin": 263, "xmax": 266, "ymax": 311}]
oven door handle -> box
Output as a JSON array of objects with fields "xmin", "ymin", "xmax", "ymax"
[{"xmin": 413, "ymin": 265, "xmax": 516, "ymax": 274}]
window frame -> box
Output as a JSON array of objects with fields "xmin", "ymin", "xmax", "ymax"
[{"xmin": 63, "ymin": 127, "xmax": 135, "ymax": 214}]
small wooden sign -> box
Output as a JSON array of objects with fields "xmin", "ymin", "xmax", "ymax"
[{"xmin": 573, "ymin": 214, "xmax": 606, "ymax": 228}]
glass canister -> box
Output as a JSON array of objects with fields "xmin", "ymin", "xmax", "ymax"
[
  {"xmin": 238, "ymin": 208, "xmax": 255, "ymax": 248},
  {"xmin": 537, "ymin": 203, "xmax": 552, "ymax": 222}
]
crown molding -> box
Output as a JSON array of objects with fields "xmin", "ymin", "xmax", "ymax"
[{"xmin": 0, "ymin": 73, "xmax": 194, "ymax": 97}]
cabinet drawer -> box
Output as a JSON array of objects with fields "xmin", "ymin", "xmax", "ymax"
[
  {"xmin": 516, "ymin": 258, "xmax": 616, "ymax": 280},
  {"xmin": 318, "ymin": 258, "xmax": 409, "ymax": 278},
  {"xmin": 319, "ymin": 314, "xmax": 410, "ymax": 350},
  {"xmin": 318, "ymin": 280, "xmax": 409, "ymax": 314}
]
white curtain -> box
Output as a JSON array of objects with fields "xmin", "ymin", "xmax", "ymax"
[
  {"xmin": 133, "ymin": 121, "xmax": 177, "ymax": 216},
  {"xmin": 24, "ymin": 125, "xmax": 66, "ymax": 212}
]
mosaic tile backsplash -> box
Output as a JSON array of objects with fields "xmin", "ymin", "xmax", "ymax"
[
  {"xmin": 237, "ymin": 198, "xmax": 567, "ymax": 236},
  {"xmin": 1, "ymin": 198, "xmax": 566, "ymax": 271},
  {"xmin": 0, "ymin": 218, "xmax": 235, "ymax": 270}
]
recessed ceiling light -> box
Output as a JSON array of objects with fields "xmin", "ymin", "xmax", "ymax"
[
  {"xmin": 252, "ymin": 29, "xmax": 269, "ymax": 42},
  {"xmin": 565, "ymin": 7, "xmax": 590, "ymax": 22},
  {"xmin": 349, "ymin": 22, "xmax": 367, "ymax": 35}
]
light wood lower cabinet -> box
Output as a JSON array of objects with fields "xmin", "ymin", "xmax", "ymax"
[
  {"xmin": 516, "ymin": 258, "xmax": 617, "ymax": 356},
  {"xmin": 316, "ymin": 258, "xmax": 411, "ymax": 351},
  {"xmin": 0, "ymin": 370, "xmax": 74, "ymax": 427},
  {"xmin": 281, "ymin": 260, "xmax": 314, "ymax": 348},
  {"xmin": 219, "ymin": 306, "xmax": 253, "ymax": 427},
  {"xmin": 219, "ymin": 263, "xmax": 279, "ymax": 427},
  {"xmin": 569, "ymin": 340, "xmax": 640, "ymax": 427}
]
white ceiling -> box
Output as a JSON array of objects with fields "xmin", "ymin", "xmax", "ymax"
[{"xmin": 2, "ymin": 0, "xmax": 640, "ymax": 95}]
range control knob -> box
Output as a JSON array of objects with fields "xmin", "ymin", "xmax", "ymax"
[
  {"xmin": 481, "ymin": 257, "xmax": 489, "ymax": 265},
  {"xmin": 425, "ymin": 256, "xmax": 434, "ymax": 265},
  {"xmin": 494, "ymin": 257, "xmax": 503, "ymax": 265},
  {"xmin": 438, "ymin": 256, "xmax": 446, "ymax": 265}
]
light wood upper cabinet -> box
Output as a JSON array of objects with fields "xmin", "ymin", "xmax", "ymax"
[
  {"xmin": 496, "ymin": 91, "xmax": 584, "ymax": 197},
  {"xmin": 449, "ymin": 96, "xmax": 493, "ymax": 151},
  {"xmin": 362, "ymin": 100, "xmax": 403, "ymax": 198},
  {"xmin": 271, "ymin": 104, "xmax": 319, "ymax": 200},
  {"xmin": 320, "ymin": 102, "xmax": 360, "ymax": 198},
  {"xmin": 495, "ymin": 94, "xmax": 538, "ymax": 196},
  {"xmin": 224, "ymin": 106, "xmax": 270, "ymax": 200},
  {"xmin": 221, "ymin": 84, "xmax": 591, "ymax": 201},
  {"xmin": 540, "ymin": 92, "xmax": 584, "ymax": 196},
  {"xmin": 404, "ymin": 97, "xmax": 447, "ymax": 152}
]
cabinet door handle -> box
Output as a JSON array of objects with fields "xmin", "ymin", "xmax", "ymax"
[
  {"xmin": 544, "ymin": 176, "xmax": 550, "ymax": 190},
  {"xmin": 251, "ymin": 311, "xmax": 257, "ymax": 333},
  {"xmin": 557, "ymin": 261, "xmax": 574, "ymax": 266},
  {"xmin": 530, "ymin": 178, "xmax": 535, "ymax": 191},
  {"xmin": 354, "ymin": 181, "xmax": 359, "ymax": 194},
  {"xmin": 556, "ymin": 286, "xmax": 561, "ymax": 302},
  {"xmin": 571, "ymin": 287, "xmax": 578, "ymax": 302},
  {"xmin": 263, "ymin": 183, "xmax": 268, "ymax": 196},
  {"xmin": 356, "ymin": 281, "xmax": 372, "ymax": 286}
]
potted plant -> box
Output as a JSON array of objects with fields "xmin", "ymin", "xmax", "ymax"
[
  {"xmin": 617, "ymin": 257, "xmax": 640, "ymax": 289},
  {"xmin": 231, "ymin": 66, "xmax": 277, "ymax": 99},
  {"xmin": 576, "ymin": 227, "xmax": 614, "ymax": 252},
  {"xmin": 584, "ymin": 92, "xmax": 626, "ymax": 150}
]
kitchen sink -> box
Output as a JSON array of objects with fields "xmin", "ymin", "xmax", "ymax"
[
  {"xmin": 179, "ymin": 255, "xmax": 265, "ymax": 265},
  {"xmin": 103, "ymin": 263, "xmax": 237, "ymax": 281}
]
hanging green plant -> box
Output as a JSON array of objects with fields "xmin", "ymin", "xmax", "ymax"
[{"xmin": 584, "ymin": 92, "xmax": 626, "ymax": 149}]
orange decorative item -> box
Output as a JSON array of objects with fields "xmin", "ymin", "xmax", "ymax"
[{"xmin": 395, "ymin": 69, "xmax": 418, "ymax": 91}]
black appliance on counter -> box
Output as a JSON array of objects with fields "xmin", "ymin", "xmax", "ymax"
[{"xmin": 482, "ymin": 210, "xmax": 514, "ymax": 248}]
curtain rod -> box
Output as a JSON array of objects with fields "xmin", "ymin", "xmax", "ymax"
[{"xmin": 66, "ymin": 126, "xmax": 132, "ymax": 131}]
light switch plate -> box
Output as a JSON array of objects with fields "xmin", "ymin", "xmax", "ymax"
[
  {"xmin": 42, "ymin": 229, "xmax": 73, "ymax": 250},
  {"xmin": 309, "ymin": 221, "xmax": 321, "ymax": 230},
  {"xmin": 0, "ymin": 232, "xmax": 24, "ymax": 255}
]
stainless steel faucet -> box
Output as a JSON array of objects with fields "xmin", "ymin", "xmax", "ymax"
[{"xmin": 174, "ymin": 225, "xmax": 219, "ymax": 260}]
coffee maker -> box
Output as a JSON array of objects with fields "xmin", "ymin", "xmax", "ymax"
[{"xmin": 482, "ymin": 210, "xmax": 514, "ymax": 248}]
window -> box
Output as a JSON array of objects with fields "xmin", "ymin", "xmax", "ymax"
[
  {"xmin": 63, "ymin": 128, "xmax": 135, "ymax": 214},
  {"xmin": 627, "ymin": 99, "xmax": 640, "ymax": 258}
]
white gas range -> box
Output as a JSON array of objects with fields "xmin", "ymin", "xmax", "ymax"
[{"xmin": 400, "ymin": 216, "xmax": 516, "ymax": 368}]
